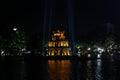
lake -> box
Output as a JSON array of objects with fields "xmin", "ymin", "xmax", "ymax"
[{"xmin": 1, "ymin": 56, "xmax": 120, "ymax": 80}]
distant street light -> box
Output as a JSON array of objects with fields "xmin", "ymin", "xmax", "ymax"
[
  {"xmin": 13, "ymin": 28, "xmax": 18, "ymax": 31},
  {"xmin": 87, "ymin": 47, "xmax": 91, "ymax": 51}
]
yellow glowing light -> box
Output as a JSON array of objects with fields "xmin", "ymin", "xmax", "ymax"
[
  {"xmin": 61, "ymin": 42, "xmax": 64, "ymax": 46},
  {"xmin": 67, "ymin": 51, "xmax": 70, "ymax": 56},
  {"xmin": 48, "ymin": 52, "xmax": 50, "ymax": 56},
  {"xmin": 52, "ymin": 36, "xmax": 56, "ymax": 41},
  {"xmin": 48, "ymin": 30, "xmax": 70, "ymax": 56},
  {"xmin": 68, "ymin": 53, "xmax": 70, "ymax": 56},
  {"xmin": 51, "ymin": 53, "xmax": 54, "ymax": 56},
  {"xmin": 66, "ymin": 43, "xmax": 69, "ymax": 47},
  {"xmin": 63, "ymin": 42, "xmax": 66, "ymax": 47},
  {"xmin": 48, "ymin": 42, "xmax": 52, "ymax": 47},
  {"xmin": 52, "ymin": 42, "xmax": 55, "ymax": 47},
  {"xmin": 58, "ymin": 42, "xmax": 61, "ymax": 47},
  {"xmin": 64, "ymin": 52, "xmax": 67, "ymax": 56},
  {"xmin": 54, "ymin": 33, "xmax": 60, "ymax": 36}
]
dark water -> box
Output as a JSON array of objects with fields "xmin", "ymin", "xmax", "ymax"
[{"xmin": 1, "ymin": 56, "xmax": 120, "ymax": 80}]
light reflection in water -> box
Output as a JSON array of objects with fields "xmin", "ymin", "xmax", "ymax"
[
  {"xmin": 95, "ymin": 59, "xmax": 103, "ymax": 80},
  {"xmin": 86, "ymin": 60, "xmax": 94, "ymax": 80},
  {"xmin": 2, "ymin": 56, "xmax": 120, "ymax": 80},
  {"xmin": 47, "ymin": 60, "xmax": 70, "ymax": 80}
]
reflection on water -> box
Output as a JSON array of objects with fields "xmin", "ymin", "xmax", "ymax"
[
  {"xmin": 1, "ymin": 56, "xmax": 120, "ymax": 80},
  {"xmin": 47, "ymin": 60, "xmax": 70, "ymax": 80},
  {"xmin": 47, "ymin": 60, "xmax": 103, "ymax": 80},
  {"xmin": 86, "ymin": 60, "xmax": 94, "ymax": 80},
  {"xmin": 95, "ymin": 59, "xmax": 103, "ymax": 80}
]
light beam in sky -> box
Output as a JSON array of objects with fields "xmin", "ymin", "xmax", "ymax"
[{"xmin": 67, "ymin": 0, "xmax": 75, "ymax": 55}]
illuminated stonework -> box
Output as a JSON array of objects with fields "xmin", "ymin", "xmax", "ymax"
[{"xmin": 47, "ymin": 30, "xmax": 71, "ymax": 56}]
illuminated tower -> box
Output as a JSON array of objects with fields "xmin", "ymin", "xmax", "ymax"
[
  {"xmin": 42, "ymin": 0, "xmax": 75, "ymax": 56},
  {"xmin": 47, "ymin": 30, "xmax": 70, "ymax": 56}
]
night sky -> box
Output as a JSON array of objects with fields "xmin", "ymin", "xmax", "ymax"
[{"xmin": 0, "ymin": 0, "xmax": 120, "ymax": 40}]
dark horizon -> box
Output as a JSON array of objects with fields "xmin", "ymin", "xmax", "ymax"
[{"xmin": 0, "ymin": 0, "xmax": 120, "ymax": 40}]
